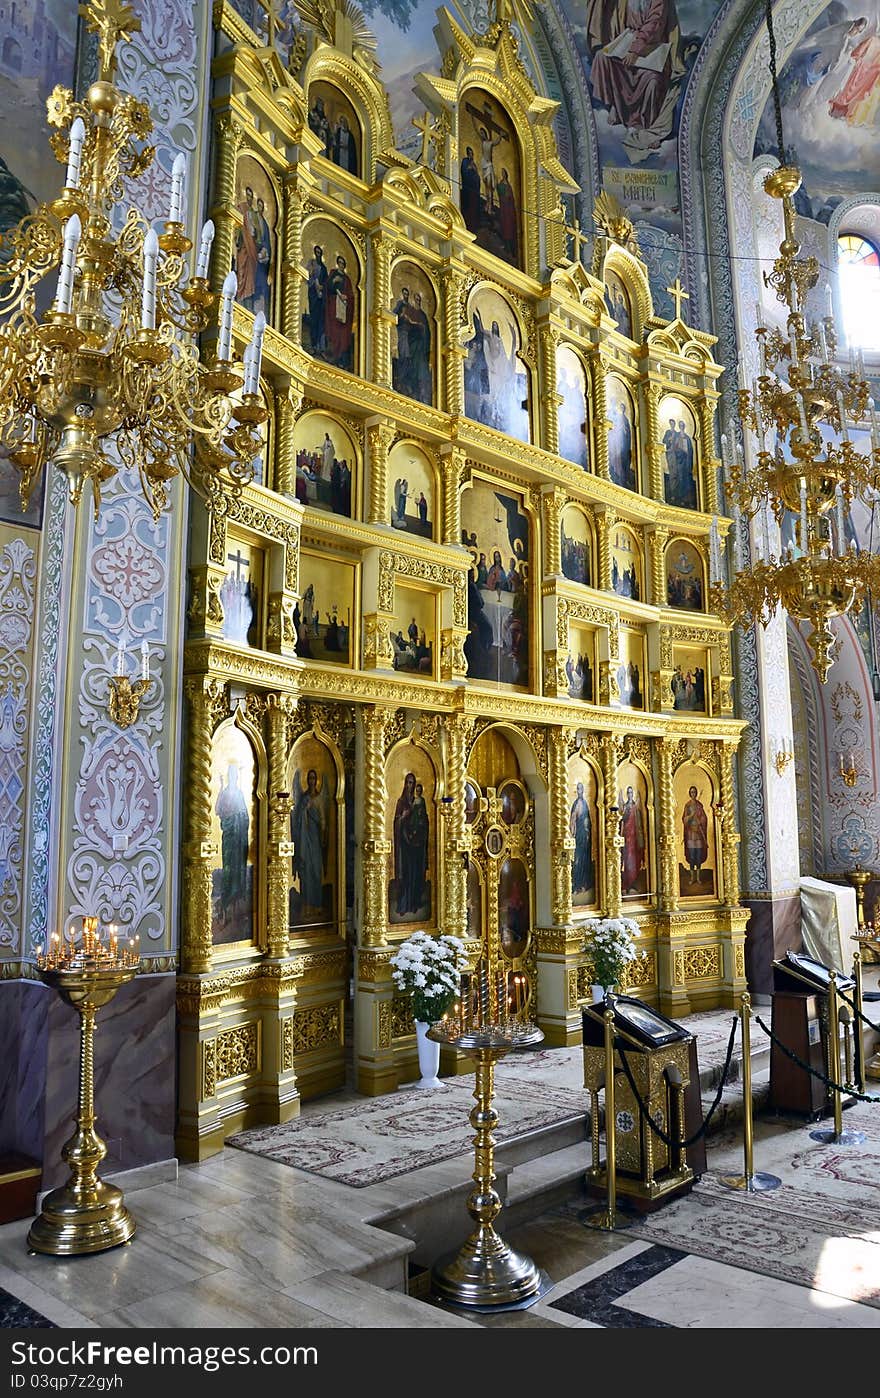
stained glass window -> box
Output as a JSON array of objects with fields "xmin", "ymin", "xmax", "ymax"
[{"xmin": 838, "ymin": 234, "xmax": 880, "ymax": 351}]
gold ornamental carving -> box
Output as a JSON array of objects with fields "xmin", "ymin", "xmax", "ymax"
[
  {"xmin": 216, "ymin": 1023, "xmax": 260, "ymax": 1081},
  {"xmin": 683, "ymin": 946, "xmax": 722, "ymax": 980},
  {"xmin": 281, "ymin": 1017, "xmax": 294, "ymax": 1072},
  {"xmin": 377, "ymin": 1000, "xmax": 392, "ymax": 1049},
  {"xmin": 391, "ymin": 996, "xmax": 416, "ymax": 1039},
  {"xmin": 291, "ymin": 1004, "xmax": 342, "ymax": 1054},
  {"xmin": 202, "ymin": 1040, "xmax": 217, "ymax": 1099},
  {"xmin": 735, "ymin": 944, "xmax": 746, "ymax": 981}
]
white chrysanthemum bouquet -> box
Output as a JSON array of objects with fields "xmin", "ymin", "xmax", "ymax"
[
  {"xmin": 581, "ymin": 916, "xmax": 639, "ymax": 990},
  {"xmin": 390, "ymin": 930, "xmax": 470, "ymax": 1026}
]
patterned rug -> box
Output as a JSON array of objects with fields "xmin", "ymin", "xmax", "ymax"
[{"xmin": 225, "ymin": 1077, "xmax": 588, "ymax": 1187}]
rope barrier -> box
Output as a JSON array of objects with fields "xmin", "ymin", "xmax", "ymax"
[
  {"xmin": 754, "ymin": 1015, "xmax": 880, "ymax": 1105},
  {"xmin": 835, "ymin": 985, "xmax": 880, "ymax": 1034},
  {"xmin": 615, "ymin": 1015, "xmax": 739, "ymax": 1149}
]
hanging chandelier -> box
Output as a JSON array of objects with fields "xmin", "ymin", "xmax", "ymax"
[
  {"xmin": 709, "ymin": 0, "xmax": 880, "ymax": 682},
  {"xmin": 0, "ymin": 0, "xmax": 266, "ymax": 520}
]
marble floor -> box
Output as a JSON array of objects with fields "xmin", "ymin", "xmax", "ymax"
[{"xmin": 1, "ymin": 992, "xmax": 879, "ymax": 1331}]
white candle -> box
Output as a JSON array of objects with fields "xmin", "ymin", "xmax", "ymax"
[
  {"xmin": 870, "ymin": 398, "xmax": 878, "ymax": 433},
  {"xmin": 65, "ymin": 117, "xmax": 85, "ymax": 191},
  {"xmin": 115, "ymin": 640, "xmax": 125, "ymax": 677},
  {"xmin": 762, "ymin": 504, "xmax": 771, "ymax": 563},
  {"xmin": 799, "ymin": 479, "xmax": 808, "ymax": 553},
  {"xmin": 732, "ymin": 503, "xmax": 742, "ymax": 571},
  {"xmin": 169, "ymin": 152, "xmax": 187, "ymax": 225},
  {"xmin": 758, "ymin": 333, "xmax": 767, "ymax": 377},
  {"xmin": 755, "ymin": 300, "xmax": 765, "ymax": 329},
  {"xmin": 836, "ymin": 390, "xmax": 849, "ymax": 442},
  {"xmin": 835, "ymin": 485, "xmax": 846, "ymax": 556},
  {"xmin": 797, "ymin": 397, "xmax": 810, "ymax": 440},
  {"xmin": 140, "ymin": 640, "xmax": 149, "ymax": 681},
  {"xmin": 736, "ymin": 440, "xmax": 746, "ymax": 479},
  {"xmin": 817, "ymin": 321, "xmax": 829, "ymax": 364},
  {"xmin": 789, "ymin": 322, "xmax": 799, "ymax": 363},
  {"xmin": 710, "ymin": 516, "xmax": 720, "ymax": 583},
  {"xmin": 825, "ymin": 284, "xmax": 834, "ymax": 320},
  {"xmin": 141, "ymin": 227, "xmax": 158, "ymax": 331},
  {"xmin": 217, "ymin": 270, "xmax": 237, "ymax": 361},
  {"xmin": 720, "ymin": 431, "xmax": 728, "ymax": 469},
  {"xmin": 195, "ymin": 219, "xmax": 214, "ymax": 280},
  {"xmin": 245, "ymin": 310, "xmax": 266, "ymax": 394},
  {"xmin": 54, "ymin": 213, "xmax": 81, "ymax": 314},
  {"xmin": 753, "ymin": 380, "xmax": 766, "ymax": 449}
]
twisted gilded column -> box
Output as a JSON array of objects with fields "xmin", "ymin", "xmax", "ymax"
[
  {"xmin": 649, "ymin": 526, "xmax": 669, "ymax": 610},
  {"xmin": 549, "ymin": 727, "xmax": 576, "ymax": 925},
  {"xmin": 362, "ymin": 705, "xmax": 393, "ymax": 946},
  {"xmin": 366, "ymin": 418, "xmax": 396, "ymax": 526},
  {"xmin": 443, "ymin": 712, "xmax": 474, "ymax": 941},
  {"xmin": 596, "ymin": 507, "xmax": 616, "ymax": 593},
  {"xmin": 589, "ymin": 352, "xmax": 610, "ymax": 481},
  {"xmin": 539, "ymin": 324, "xmax": 561, "ymax": 457},
  {"xmin": 266, "ymin": 694, "xmax": 296, "ymax": 957},
  {"xmin": 440, "ymin": 264, "xmax": 466, "ymax": 416},
  {"xmin": 600, "ymin": 734, "xmax": 624, "ymax": 917},
  {"xmin": 181, "ymin": 679, "xmax": 222, "ymax": 974},
  {"xmin": 657, "ymin": 738, "xmax": 679, "ymax": 913},
  {"xmin": 281, "ymin": 178, "xmax": 305, "ymax": 342},
  {"xmin": 697, "ymin": 396, "xmax": 720, "ymax": 515},
  {"xmin": 210, "ymin": 114, "xmax": 244, "ymax": 299},
  {"xmin": 542, "ymin": 486, "xmax": 566, "ymax": 578},
  {"xmin": 441, "ymin": 444, "xmax": 467, "ymax": 547},
  {"xmin": 645, "ymin": 382, "xmax": 664, "ymax": 501},
  {"xmin": 274, "ymin": 382, "xmax": 302, "ymax": 496},
  {"xmin": 369, "ymin": 229, "xmax": 394, "ymax": 389},
  {"xmin": 720, "ymin": 739, "xmax": 742, "ymax": 907}
]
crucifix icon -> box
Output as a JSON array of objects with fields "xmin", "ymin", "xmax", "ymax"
[
  {"xmin": 227, "ymin": 546, "xmax": 249, "ymax": 581},
  {"xmin": 412, "ymin": 111, "xmax": 433, "ymax": 166},
  {"xmin": 258, "ymin": 0, "xmax": 283, "ymax": 51},
  {"xmin": 565, "ymin": 217, "xmax": 589, "ymax": 266},
  {"xmin": 666, "ymin": 277, "xmax": 689, "ymax": 321}
]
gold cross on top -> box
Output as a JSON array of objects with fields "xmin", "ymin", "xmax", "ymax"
[
  {"xmin": 666, "ymin": 277, "xmax": 689, "ymax": 321},
  {"xmin": 566, "ymin": 218, "xmax": 589, "ymax": 265},
  {"xmin": 412, "ymin": 111, "xmax": 433, "ymax": 167}
]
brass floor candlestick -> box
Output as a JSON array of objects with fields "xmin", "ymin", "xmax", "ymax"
[
  {"xmin": 28, "ymin": 922, "xmax": 139, "ymax": 1257},
  {"xmin": 429, "ymin": 1021, "xmax": 548, "ymax": 1311}
]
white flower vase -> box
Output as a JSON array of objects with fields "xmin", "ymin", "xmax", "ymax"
[
  {"xmin": 591, "ymin": 984, "xmax": 607, "ymax": 1004},
  {"xmin": 414, "ymin": 1020, "xmax": 442, "ymax": 1088}
]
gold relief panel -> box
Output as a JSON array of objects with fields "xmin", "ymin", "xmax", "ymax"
[
  {"xmin": 683, "ymin": 946, "xmax": 723, "ymax": 981},
  {"xmin": 216, "ymin": 1022, "xmax": 261, "ymax": 1081},
  {"xmin": 463, "ymin": 285, "xmax": 530, "ymax": 443},
  {"xmin": 567, "ymin": 749, "xmax": 601, "ymax": 911},
  {"xmin": 287, "ymin": 731, "xmax": 342, "ymax": 937},
  {"xmin": 560, "ymin": 504, "xmax": 593, "ymax": 587},
  {"xmin": 658, "ymin": 394, "xmax": 700, "ymax": 512},
  {"xmin": 391, "ymin": 995, "xmax": 415, "ymax": 1040},
  {"xmin": 202, "ymin": 1040, "xmax": 217, "ymax": 1099},
  {"xmin": 302, "ymin": 217, "xmax": 361, "ymax": 375},
  {"xmin": 735, "ymin": 944, "xmax": 746, "ymax": 980},
  {"xmin": 606, "ymin": 375, "xmax": 638, "ymax": 494},
  {"xmin": 387, "ymin": 440, "xmax": 436, "ymax": 541},
  {"xmin": 293, "ymin": 409, "xmax": 358, "ymax": 522},
  {"xmin": 458, "ymin": 88, "xmax": 523, "ymax": 272},
  {"xmin": 673, "ymin": 761, "xmax": 719, "ymax": 903},
  {"xmin": 620, "ymin": 948, "xmax": 657, "ymax": 990},
  {"xmin": 234, "ymin": 153, "xmax": 278, "ymax": 324},
  {"xmin": 291, "ymin": 1003, "xmax": 342, "ymax": 1054},
  {"xmin": 377, "ymin": 1000, "xmax": 392, "ymax": 1048},
  {"xmin": 390, "ymin": 264, "xmax": 437, "ymax": 409},
  {"xmin": 297, "ymin": 550, "xmax": 357, "ymax": 668},
  {"xmin": 386, "ymin": 742, "xmax": 438, "ymax": 928},
  {"xmin": 557, "ymin": 347, "xmax": 590, "ymax": 471},
  {"xmin": 390, "ymin": 583, "xmax": 438, "ymax": 682},
  {"xmin": 281, "ymin": 1017, "xmax": 294, "ymax": 1072}
]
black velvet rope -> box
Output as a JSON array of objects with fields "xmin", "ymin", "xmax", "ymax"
[
  {"xmin": 613, "ymin": 1015, "xmax": 739, "ymax": 1149},
  {"xmin": 835, "ymin": 985, "xmax": 880, "ymax": 1034},
  {"xmin": 754, "ymin": 1015, "xmax": 880, "ymax": 1105}
]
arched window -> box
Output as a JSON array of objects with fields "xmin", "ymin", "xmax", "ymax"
[{"xmin": 838, "ymin": 233, "xmax": 880, "ymax": 351}]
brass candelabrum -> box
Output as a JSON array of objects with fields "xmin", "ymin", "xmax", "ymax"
[
  {"xmin": 27, "ymin": 917, "xmax": 140, "ymax": 1257},
  {"xmin": 428, "ymin": 961, "xmax": 549, "ymax": 1311},
  {"xmin": 0, "ymin": 0, "xmax": 266, "ymax": 522}
]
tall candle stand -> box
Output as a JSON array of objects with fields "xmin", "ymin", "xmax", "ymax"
[
  {"xmin": 27, "ymin": 918, "xmax": 140, "ymax": 1257},
  {"xmin": 428, "ymin": 964, "xmax": 549, "ymax": 1310}
]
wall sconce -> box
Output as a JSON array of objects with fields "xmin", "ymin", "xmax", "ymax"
[
  {"xmin": 838, "ymin": 750, "xmax": 858, "ymax": 787},
  {"xmin": 107, "ymin": 639, "xmax": 152, "ymax": 728},
  {"xmin": 772, "ymin": 738, "xmax": 794, "ymax": 776}
]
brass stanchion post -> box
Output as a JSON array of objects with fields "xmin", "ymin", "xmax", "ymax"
[
  {"xmin": 720, "ymin": 993, "xmax": 781, "ymax": 1192},
  {"xmin": 810, "ymin": 971, "xmax": 865, "ymax": 1146},
  {"xmin": 598, "ymin": 996, "xmax": 618, "ymax": 1230},
  {"xmin": 854, "ymin": 951, "xmax": 866, "ymax": 1093}
]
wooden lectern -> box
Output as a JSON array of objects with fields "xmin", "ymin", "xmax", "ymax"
[{"xmin": 769, "ymin": 951, "xmax": 855, "ymax": 1118}]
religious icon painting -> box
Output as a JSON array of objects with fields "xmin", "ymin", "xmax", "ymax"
[
  {"xmin": 604, "ymin": 270, "xmax": 633, "ymax": 340},
  {"xmin": 557, "ymin": 346, "xmax": 589, "ymax": 469},
  {"xmin": 673, "ymin": 761, "xmax": 717, "ymax": 901},
  {"xmin": 219, "ymin": 534, "xmax": 263, "ymax": 650},
  {"xmin": 387, "ymin": 440, "xmax": 434, "ymax": 540},
  {"xmin": 565, "ymin": 622, "xmax": 597, "ymax": 703},
  {"xmin": 460, "ymin": 479, "xmax": 530, "ymax": 690},
  {"xmin": 500, "ymin": 780, "xmax": 526, "ymax": 827},
  {"xmin": 296, "ymin": 551, "xmax": 356, "ymax": 666},
  {"xmin": 616, "ymin": 627, "xmax": 646, "ymax": 710},
  {"xmin": 306, "ymin": 81, "xmax": 361, "ymax": 178},
  {"xmin": 234, "ymin": 153, "xmax": 277, "ymax": 321},
  {"xmin": 288, "ymin": 733, "xmax": 338, "ymax": 933},
  {"xmin": 465, "ymin": 780, "xmax": 481, "ymax": 824},
  {"xmin": 386, "ymin": 743, "xmax": 436, "ymax": 925},
  {"xmin": 669, "ymin": 644, "xmax": 710, "ymax": 715},
  {"xmin": 498, "ymin": 857, "xmax": 530, "ymax": 961},
  {"xmin": 606, "ymin": 375, "xmax": 638, "ymax": 492},
  {"xmin": 301, "ymin": 217, "xmax": 359, "ymax": 373},
  {"xmin": 209, "ymin": 720, "xmax": 258, "ymax": 947},
  {"xmin": 560, "ymin": 505, "xmax": 593, "ymax": 587},
  {"xmin": 666, "ymin": 538, "xmax": 705, "ymax": 612},
  {"xmin": 466, "ymin": 858, "xmax": 483, "ymax": 941},
  {"xmin": 458, "ymin": 87, "xmax": 522, "ymax": 270},
  {"xmin": 293, "ymin": 410, "xmax": 357, "ymax": 519},
  {"xmin": 463, "ymin": 285, "xmax": 530, "ymax": 443},
  {"xmin": 389, "ymin": 583, "xmax": 436, "ymax": 679},
  {"xmin": 659, "ymin": 395, "xmax": 700, "ymax": 511},
  {"xmin": 567, "ymin": 751, "xmax": 600, "ymax": 909},
  {"xmin": 390, "ymin": 262, "xmax": 436, "ymax": 407},
  {"xmin": 617, "ymin": 759, "xmax": 651, "ymax": 902},
  {"xmin": 610, "ymin": 523, "xmax": 643, "ymax": 601}
]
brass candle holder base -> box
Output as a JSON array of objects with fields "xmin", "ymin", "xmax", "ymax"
[
  {"xmin": 28, "ymin": 954, "xmax": 138, "ymax": 1258},
  {"xmin": 429, "ymin": 1024, "xmax": 549, "ymax": 1311}
]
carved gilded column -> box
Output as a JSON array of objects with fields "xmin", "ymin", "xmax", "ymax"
[
  {"xmin": 210, "ymin": 114, "xmax": 244, "ymax": 297},
  {"xmin": 281, "ymin": 178, "xmax": 305, "ymax": 342},
  {"xmin": 440, "ymin": 444, "xmax": 467, "ymax": 547},
  {"xmin": 266, "ymin": 695, "xmax": 295, "ymax": 958},
  {"xmin": 539, "ymin": 324, "xmax": 561, "ymax": 457},
  {"xmin": 443, "ymin": 712, "xmax": 474, "ymax": 941},
  {"xmin": 542, "ymin": 486, "xmax": 566, "ymax": 578},
  {"xmin": 698, "ymin": 396, "xmax": 720, "ymax": 515},
  {"xmin": 600, "ymin": 734, "xmax": 624, "ymax": 917},
  {"xmin": 181, "ymin": 679, "xmax": 222, "ymax": 974},
  {"xmin": 275, "ymin": 382, "xmax": 302, "ymax": 496},
  {"xmin": 369, "ymin": 229, "xmax": 394, "ymax": 389},
  {"xmin": 440, "ymin": 264, "xmax": 466, "ymax": 417},
  {"xmin": 589, "ymin": 352, "xmax": 610, "ymax": 481},
  {"xmin": 649, "ymin": 526, "xmax": 670, "ymax": 610},
  {"xmin": 362, "ymin": 705, "xmax": 393, "ymax": 947},
  {"xmin": 720, "ymin": 739, "xmax": 742, "ymax": 907},
  {"xmin": 366, "ymin": 418, "xmax": 396, "ymax": 525},
  {"xmin": 645, "ymin": 382, "xmax": 664, "ymax": 501},
  {"xmin": 657, "ymin": 738, "xmax": 679, "ymax": 913},
  {"xmin": 596, "ymin": 507, "xmax": 616, "ymax": 593},
  {"xmin": 550, "ymin": 727, "xmax": 576, "ymax": 925}
]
